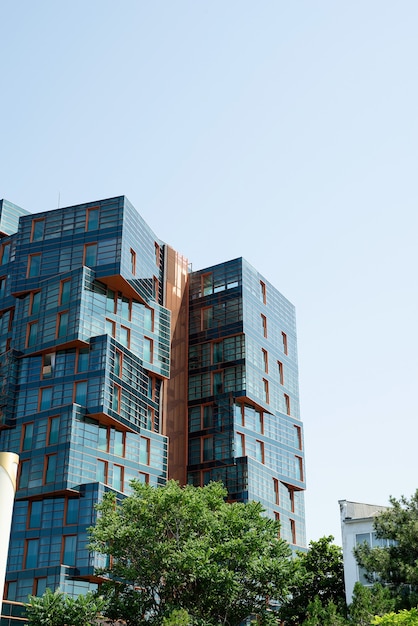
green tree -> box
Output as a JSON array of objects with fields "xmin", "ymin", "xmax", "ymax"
[
  {"xmin": 302, "ymin": 596, "xmax": 348, "ymax": 626},
  {"xmin": 348, "ymin": 582, "xmax": 395, "ymax": 626},
  {"xmin": 279, "ymin": 536, "xmax": 347, "ymax": 625},
  {"xmin": 26, "ymin": 588, "xmax": 105, "ymax": 626},
  {"xmin": 354, "ymin": 490, "xmax": 418, "ymax": 608},
  {"xmin": 372, "ymin": 608, "xmax": 418, "ymax": 625},
  {"xmin": 89, "ymin": 480, "xmax": 295, "ymax": 626}
]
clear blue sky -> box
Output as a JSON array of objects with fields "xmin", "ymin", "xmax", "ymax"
[{"xmin": 1, "ymin": 1, "xmax": 418, "ymax": 544}]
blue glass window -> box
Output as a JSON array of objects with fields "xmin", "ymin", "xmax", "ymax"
[
  {"xmin": 7, "ymin": 581, "xmax": 17, "ymax": 600},
  {"xmin": 112, "ymin": 384, "xmax": 121, "ymax": 412},
  {"xmin": 25, "ymin": 539, "xmax": 39, "ymax": 568},
  {"xmin": 121, "ymin": 297, "xmax": 130, "ymax": 321},
  {"xmin": 19, "ymin": 461, "xmax": 30, "ymax": 489},
  {"xmin": 66, "ymin": 499, "xmax": 79, "ymax": 525},
  {"xmin": 31, "ymin": 219, "xmax": 45, "ymax": 242},
  {"xmin": 29, "ymin": 501, "xmax": 42, "ymax": 528},
  {"xmin": 48, "ymin": 416, "xmax": 60, "ymax": 445},
  {"xmin": 114, "ymin": 350, "xmax": 122, "ymax": 377},
  {"xmin": 120, "ymin": 326, "xmax": 130, "ymax": 348},
  {"xmin": 22, "ymin": 422, "xmax": 34, "ymax": 451},
  {"xmin": 96, "ymin": 459, "xmax": 107, "ymax": 483},
  {"xmin": 139, "ymin": 437, "xmax": 149, "ymax": 464},
  {"xmin": 40, "ymin": 387, "xmax": 52, "ymax": 411},
  {"xmin": 98, "ymin": 425, "xmax": 108, "ymax": 451},
  {"xmin": 105, "ymin": 319, "xmax": 115, "ymax": 337},
  {"xmin": 143, "ymin": 338, "xmax": 153, "ymax": 363},
  {"xmin": 203, "ymin": 437, "xmax": 213, "ymax": 461},
  {"xmin": 31, "ymin": 291, "xmax": 41, "ymax": 315},
  {"xmin": 57, "ymin": 311, "xmax": 69, "ymax": 338},
  {"xmin": 75, "ymin": 381, "xmax": 87, "ymax": 405},
  {"xmin": 144, "ymin": 307, "xmax": 153, "ymax": 331},
  {"xmin": 114, "ymin": 430, "xmax": 124, "ymax": 456},
  {"xmin": 60, "ymin": 280, "xmax": 71, "ymax": 305},
  {"xmin": 213, "ymin": 342, "xmax": 223, "ymax": 363},
  {"xmin": 106, "ymin": 289, "xmax": 115, "ymax": 314},
  {"xmin": 112, "ymin": 465, "xmax": 123, "ymax": 491},
  {"xmin": 62, "ymin": 535, "xmax": 77, "ymax": 566},
  {"xmin": 45, "ymin": 454, "xmax": 57, "ymax": 483},
  {"xmin": 213, "ymin": 371, "xmax": 223, "ymax": 395},
  {"xmin": 84, "ymin": 243, "xmax": 97, "ymax": 267},
  {"xmin": 27, "ymin": 322, "xmax": 38, "ymax": 347},
  {"xmin": 28, "ymin": 254, "xmax": 41, "ymax": 277},
  {"xmin": 77, "ymin": 349, "xmax": 89, "ymax": 372},
  {"xmin": 35, "ymin": 578, "xmax": 47, "ymax": 597},
  {"xmin": 1, "ymin": 243, "xmax": 10, "ymax": 265},
  {"xmin": 86, "ymin": 208, "xmax": 99, "ymax": 231}
]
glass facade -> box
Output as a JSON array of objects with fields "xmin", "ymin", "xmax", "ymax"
[
  {"xmin": 0, "ymin": 197, "xmax": 171, "ymax": 621},
  {"xmin": 0, "ymin": 196, "xmax": 307, "ymax": 624},
  {"xmin": 187, "ymin": 258, "xmax": 306, "ymax": 549}
]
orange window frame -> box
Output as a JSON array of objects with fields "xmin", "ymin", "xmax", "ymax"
[
  {"xmin": 26, "ymin": 321, "xmax": 38, "ymax": 348},
  {"xmin": 261, "ymin": 314, "xmax": 267, "ymax": 338},
  {"xmin": 154, "ymin": 242, "xmax": 160, "ymax": 267},
  {"xmin": 56, "ymin": 310, "xmax": 69, "ymax": 338},
  {"xmin": 30, "ymin": 218, "xmax": 45, "ymax": 242},
  {"xmin": 294, "ymin": 425, "xmax": 302, "ymax": 450},
  {"xmin": 260, "ymin": 280, "xmax": 266, "ymax": 304},
  {"xmin": 277, "ymin": 360, "xmax": 284, "ymax": 385},
  {"xmin": 262, "ymin": 348, "xmax": 268, "ymax": 373},
  {"xmin": 282, "ymin": 331, "xmax": 288, "ymax": 355},
  {"xmin": 0, "ymin": 242, "xmax": 10, "ymax": 264},
  {"xmin": 27, "ymin": 253, "xmax": 41, "ymax": 278},
  {"xmin": 284, "ymin": 393, "xmax": 291, "ymax": 416},
  {"xmin": 130, "ymin": 248, "xmax": 136, "ymax": 275},
  {"xmin": 262, "ymin": 378, "xmax": 269, "ymax": 404},
  {"xmin": 59, "ymin": 279, "xmax": 71, "ymax": 305},
  {"xmin": 83, "ymin": 242, "xmax": 98, "ymax": 266},
  {"xmin": 85, "ymin": 207, "xmax": 99, "ymax": 231}
]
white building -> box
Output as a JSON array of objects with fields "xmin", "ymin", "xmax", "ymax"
[{"xmin": 339, "ymin": 499, "xmax": 388, "ymax": 604}]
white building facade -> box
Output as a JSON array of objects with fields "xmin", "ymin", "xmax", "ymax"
[{"xmin": 339, "ymin": 499, "xmax": 388, "ymax": 604}]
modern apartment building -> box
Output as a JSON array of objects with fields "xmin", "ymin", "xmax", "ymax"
[{"xmin": 0, "ymin": 196, "xmax": 306, "ymax": 625}]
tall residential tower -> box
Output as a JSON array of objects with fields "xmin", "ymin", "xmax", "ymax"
[{"xmin": 0, "ymin": 196, "xmax": 306, "ymax": 625}]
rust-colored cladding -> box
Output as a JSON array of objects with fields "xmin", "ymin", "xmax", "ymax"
[{"xmin": 162, "ymin": 246, "xmax": 189, "ymax": 484}]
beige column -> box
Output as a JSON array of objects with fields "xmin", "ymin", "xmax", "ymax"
[{"xmin": 0, "ymin": 452, "xmax": 19, "ymax": 613}]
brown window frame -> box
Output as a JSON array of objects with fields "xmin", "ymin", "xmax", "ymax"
[
  {"xmin": 112, "ymin": 464, "xmax": 124, "ymax": 491},
  {"xmin": 26, "ymin": 320, "xmax": 39, "ymax": 348},
  {"xmin": 261, "ymin": 314, "xmax": 267, "ymax": 338},
  {"xmin": 262, "ymin": 378, "xmax": 269, "ymax": 404},
  {"xmin": 294, "ymin": 425, "xmax": 302, "ymax": 450},
  {"xmin": 154, "ymin": 242, "xmax": 160, "ymax": 267},
  {"xmin": 59, "ymin": 279, "xmax": 71, "ymax": 306},
  {"xmin": 262, "ymin": 349, "xmax": 268, "ymax": 373},
  {"xmin": 260, "ymin": 280, "xmax": 266, "ymax": 304},
  {"xmin": 282, "ymin": 331, "xmax": 288, "ymax": 355},
  {"xmin": 130, "ymin": 248, "xmax": 136, "ymax": 275},
  {"xmin": 27, "ymin": 253, "xmax": 41, "ymax": 278},
  {"xmin": 284, "ymin": 393, "xmax": 291, "ymax": 416},
  {"xmin": 83, "ymin": 242, "xmax": 98, "ymax": 266},
  {"xmin": 277, "ymin": 360, "xmax": 284, "ymax": 385},
  {"xmin": 56, "ymin": 310, "xmax": 69, "ymax": 339},
  {"xmin": 86, "ymin": 207, "xmax": 100, "ymax": 232},
  {"xmin": 0, "ymin": 242, "xmax": 11, "ymax": 265},
  {"xmin": 30, "ymin": 218, "xmax": 45, "ymax": 242}
]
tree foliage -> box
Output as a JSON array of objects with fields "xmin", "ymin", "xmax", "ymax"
[
  {"xmin": 279, "ymin": 536, "xmax": 347, "ymax": 625},
  {"xmin": 26, "ymin": 588, "xmax": 105, "ymax": 626},
  {"xmin": 354, "ymin": 490, "xmax": 418, "ymax": 608},
  {"xmin": 372, "ymin": 608, "xmax": 418, "ymax": 625},
  {"xmin": 348, "ymin": 582, "xmax": 395, "ymax": 626},
  {"xmin": 89, "ymin": 480, "xmax": 295, "ymax": 625},
  {"xmin": 302, "ymin": 596, "xmax": 348, "ymax": 626}
]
